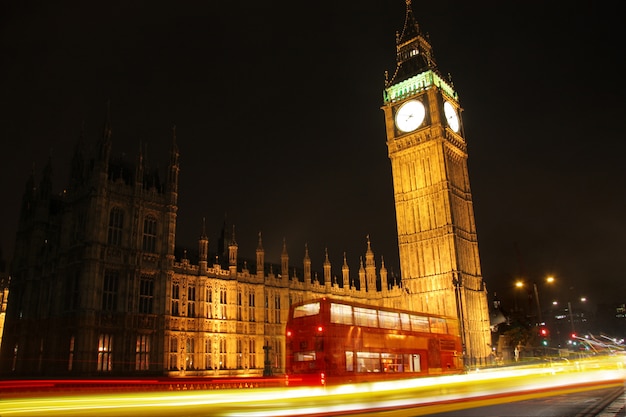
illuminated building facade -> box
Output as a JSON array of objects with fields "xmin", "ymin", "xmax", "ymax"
[{"xmin": 0, "ymin": 1, "xmax": 491, "ymax": 377}]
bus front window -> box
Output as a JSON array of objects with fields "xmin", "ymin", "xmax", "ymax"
[{"xmin": 293, "ymin": 302, "xmax": 320, "ymax": 318}]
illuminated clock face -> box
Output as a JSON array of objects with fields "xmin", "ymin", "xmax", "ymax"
[
  {"xmin": 395, "ymin": 100, "xmax": 426, "ymax": 133},
  {"xmin": 443, "ymin": 101, "xmax": 460, "ymax": 133}
]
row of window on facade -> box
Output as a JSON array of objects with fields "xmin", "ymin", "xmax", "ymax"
[
  {"xmin": 102, "ymin": 271, "xmax": 154, "ymax": 314},
  {"xmin": 166, "ymin": 336, "xmax": 279, "ymax": 371},
  {"xmin": 107, "ymin": 207, "xmax": 158, "ymax": 252},
  {"xmin": 8, "ymin": 333, "xmax": 278, "ymax": 373},
  {"xmin": 102, "ymin": 270, "xmax": 284, "ymax": 323},
  {"xmin": 170, "ymin": 285, "xmax": 281, "ymax": 323},
  {"xmin": 92, "ymin": 333, "xmax": 280, "ymax": 372},
  {"xmin": 8, "ymin": 334, "xmax": 150, "ymax": 373}
]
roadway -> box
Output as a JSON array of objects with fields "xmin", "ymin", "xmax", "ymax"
[
  {"xmin": 427, "ymin": 385, "xmax": 625, "ymax": 417},
  {"xmin": 1, "ymin": 355, "xmax": 625, "ymax": 416}
]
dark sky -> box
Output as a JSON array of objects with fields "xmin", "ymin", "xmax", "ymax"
[{"xmin": 1, "ymin": 1, "xmax": 624, "ymax": 310}]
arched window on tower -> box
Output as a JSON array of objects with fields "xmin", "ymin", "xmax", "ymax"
[
  {"xmin": 169, "ymin": 337, "xmax": 178, "ymax": 370},
  {"xmin": 171, "ymin": 283, "xmax": 180, "ymax": 316},
  {"xmin": 187, "ymin": 285, "xmax": 196, "ymax": 318},
  {"xmin": 236, "ymin": 338, "xmax": 243, "ymax": 369},
  {"xmin": 219, "ymin": 288, "xmax": 227, "ymax": 319},
  {"xmin": 204, "ymin": 338, "xmax": 212, "ymax": 370},
  {"xmin": 237, "ymin": 290, "xmax": 242, "ymax": 321},
  {"xmin": 205, "ymin": 286, "xmax": 213, "ymax": 318},
  {"xmin": 139, "ymin": 275, "xmax": 154, "ymax": 314},
  {"xmin": 274, "ymin": 295, "xmax": 281, "ymax": 324},
  {"xmin": 186, "ymin": 338, "xmax": 195, "ymax": 370},
  {"xmin": 219, "ymin": 338, "xmax": 227, "ymax": 369},
  {"xmin": 142, "ymin": 215, "xmax": 157, "ymax": 253},
  {"xmin": 107, "ymin": 207, "xmax": 124, "ymax": 246},
  {"xmin": 249, "ymin": 291, "xmax": 256, "ymax": 322},
  {"xmin": 249, "ymin": 338, "xmax": 256, "ymax": 369}
]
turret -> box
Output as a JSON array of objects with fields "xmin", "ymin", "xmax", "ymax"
[
  {"xmin": 280, "ymin": 238, "xmax": 289, "ymax": 279},
  {"xmin": 303, "ymin": 244, "xmax": 311, "ymax": 284},
  {"xmin": 167, "ymin": 126, "xmax": 179, "ymax": 204},
  {"xmin": 358, "ymin": 257, "xmax": 365, "ymax": 291},
  {"xmin": 256, "ymin": 232, "xmax": 264, "ymax": 278},
  {"xmin": 365, "ymin": 235, "xmax": 377, "ymax": 292},
  {"xmin": 323, "ymin": 248, "xmax": 331, "ymax": 288},
  {"xmin": 342, "ymin": 252, "xmax": 350, "ymax": 289},
  {"xmin": 199, "ymin": 218, "xmax": 208, "ymax": 274},
  {"xmin": 228, "ymin": 225, "xmax": 238, "ymax": 277},
  {"xmin": 135, "ymin": 142, "xmax": 144, "ymax": 191},
  {"xmin": 96, "ymin": 101, "xmax": 112, "ymax": 181},
  {"xmin": 380, "ymin": 256, "xmax": 389, "ymax": 290}
]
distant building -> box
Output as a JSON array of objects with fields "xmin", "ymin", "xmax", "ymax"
[{"xmin": 0, "ymin": 1, "xmax": 491, "ymax": 377}]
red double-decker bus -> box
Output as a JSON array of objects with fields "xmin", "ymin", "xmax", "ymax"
[{"xmin": 285, "ymin": 297, "xmax": 464, "ymax": 385}]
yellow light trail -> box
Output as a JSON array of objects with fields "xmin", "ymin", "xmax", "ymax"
[{"xmin": 1, "ymin": 356, "xmax": 624, "ymax": 417}]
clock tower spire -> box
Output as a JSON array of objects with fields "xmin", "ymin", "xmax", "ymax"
[
  {"xmin": 387, "ymin": 0, "xmax": 438, "ymax": 87},
  {"xmin": 382, "ymin": 0, "xmax": 491, "ymax": 366}
]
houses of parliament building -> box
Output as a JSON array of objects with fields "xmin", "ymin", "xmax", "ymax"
[{"xmin": 0, "ymin": 1, "xmax": 491, "ymax": 377}]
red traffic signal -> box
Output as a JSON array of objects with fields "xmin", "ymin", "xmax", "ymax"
[{"xmin": 539, "ymin": 327, "xmax": 549, "ymax": 336}]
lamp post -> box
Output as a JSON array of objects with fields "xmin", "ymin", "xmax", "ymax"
[
  {"xmin": 533, "ymin": 282, "xmax": 542, "ymax": 325},
  {"xmin": 515, "ymin": 276, "xmax": 553, "ymax": 325},
  {"xmin": 534, "ymin": 276, "xmax": 555, "ymax": 325},
  {"xmin": 567, "ymin": 297, "xmax": 587, "ymax": 336},
  {"xmin": 567, "ymin": 301, "xmax": 575, "ymax": 334},
  {"xmin": 514, "ymin": 280, "xmax": 524, "ymax": 312}
]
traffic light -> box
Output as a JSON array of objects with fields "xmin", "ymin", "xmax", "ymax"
[{"xmin": 539, "ymin": 326, "xmax": 550, "ymax": 347}]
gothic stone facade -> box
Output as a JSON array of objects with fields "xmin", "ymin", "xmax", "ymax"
[{"xmin": 0, "ymin": 125, "xmax": 407, "ymax": 377}]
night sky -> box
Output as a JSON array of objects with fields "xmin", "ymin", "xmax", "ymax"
[{"xmin": 1, "ymin": 1, "xmax": 624, "ymax": 310}]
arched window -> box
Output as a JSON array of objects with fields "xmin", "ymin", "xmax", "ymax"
[
  {"xmin": 171, "ymin": 283, "xmax": 180, "ymax": 316},
  {"xmin": 97, "ymin": 334, "xmax": 113, "ymax": 371},
  {"xmin": 142, "ymin": 215, "xmax": 157, "ymax": 253},
  {"xmin": 102, "ymin": 270, "xmax": 119, "ymax": 312},
  {"xmin": 187, "ymin": 285, "xmax": 196, "ymax": 317},
  {"xmin": 135, "ymin": 335, "xmax": 150, "ymax": 371},
  {"xmin": 204, "ymin": 338, "xmax": 212, "ymax": 370},
  {"xmin": 107, "ymin": 208, "xmax": 124, "ymax": 246},
  {"xmin": 139, "ymin": 275, "xmax": 154, "ymax": 314}
]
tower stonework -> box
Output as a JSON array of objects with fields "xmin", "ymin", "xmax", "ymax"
[{"xmin": 381, "ymin": 1, "xmax": 491, "ymax": 365}]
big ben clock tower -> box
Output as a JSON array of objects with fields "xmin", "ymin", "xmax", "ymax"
[{"xmin": 382, "ymin": 0, "xmax": 491, "ymax": 365}]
